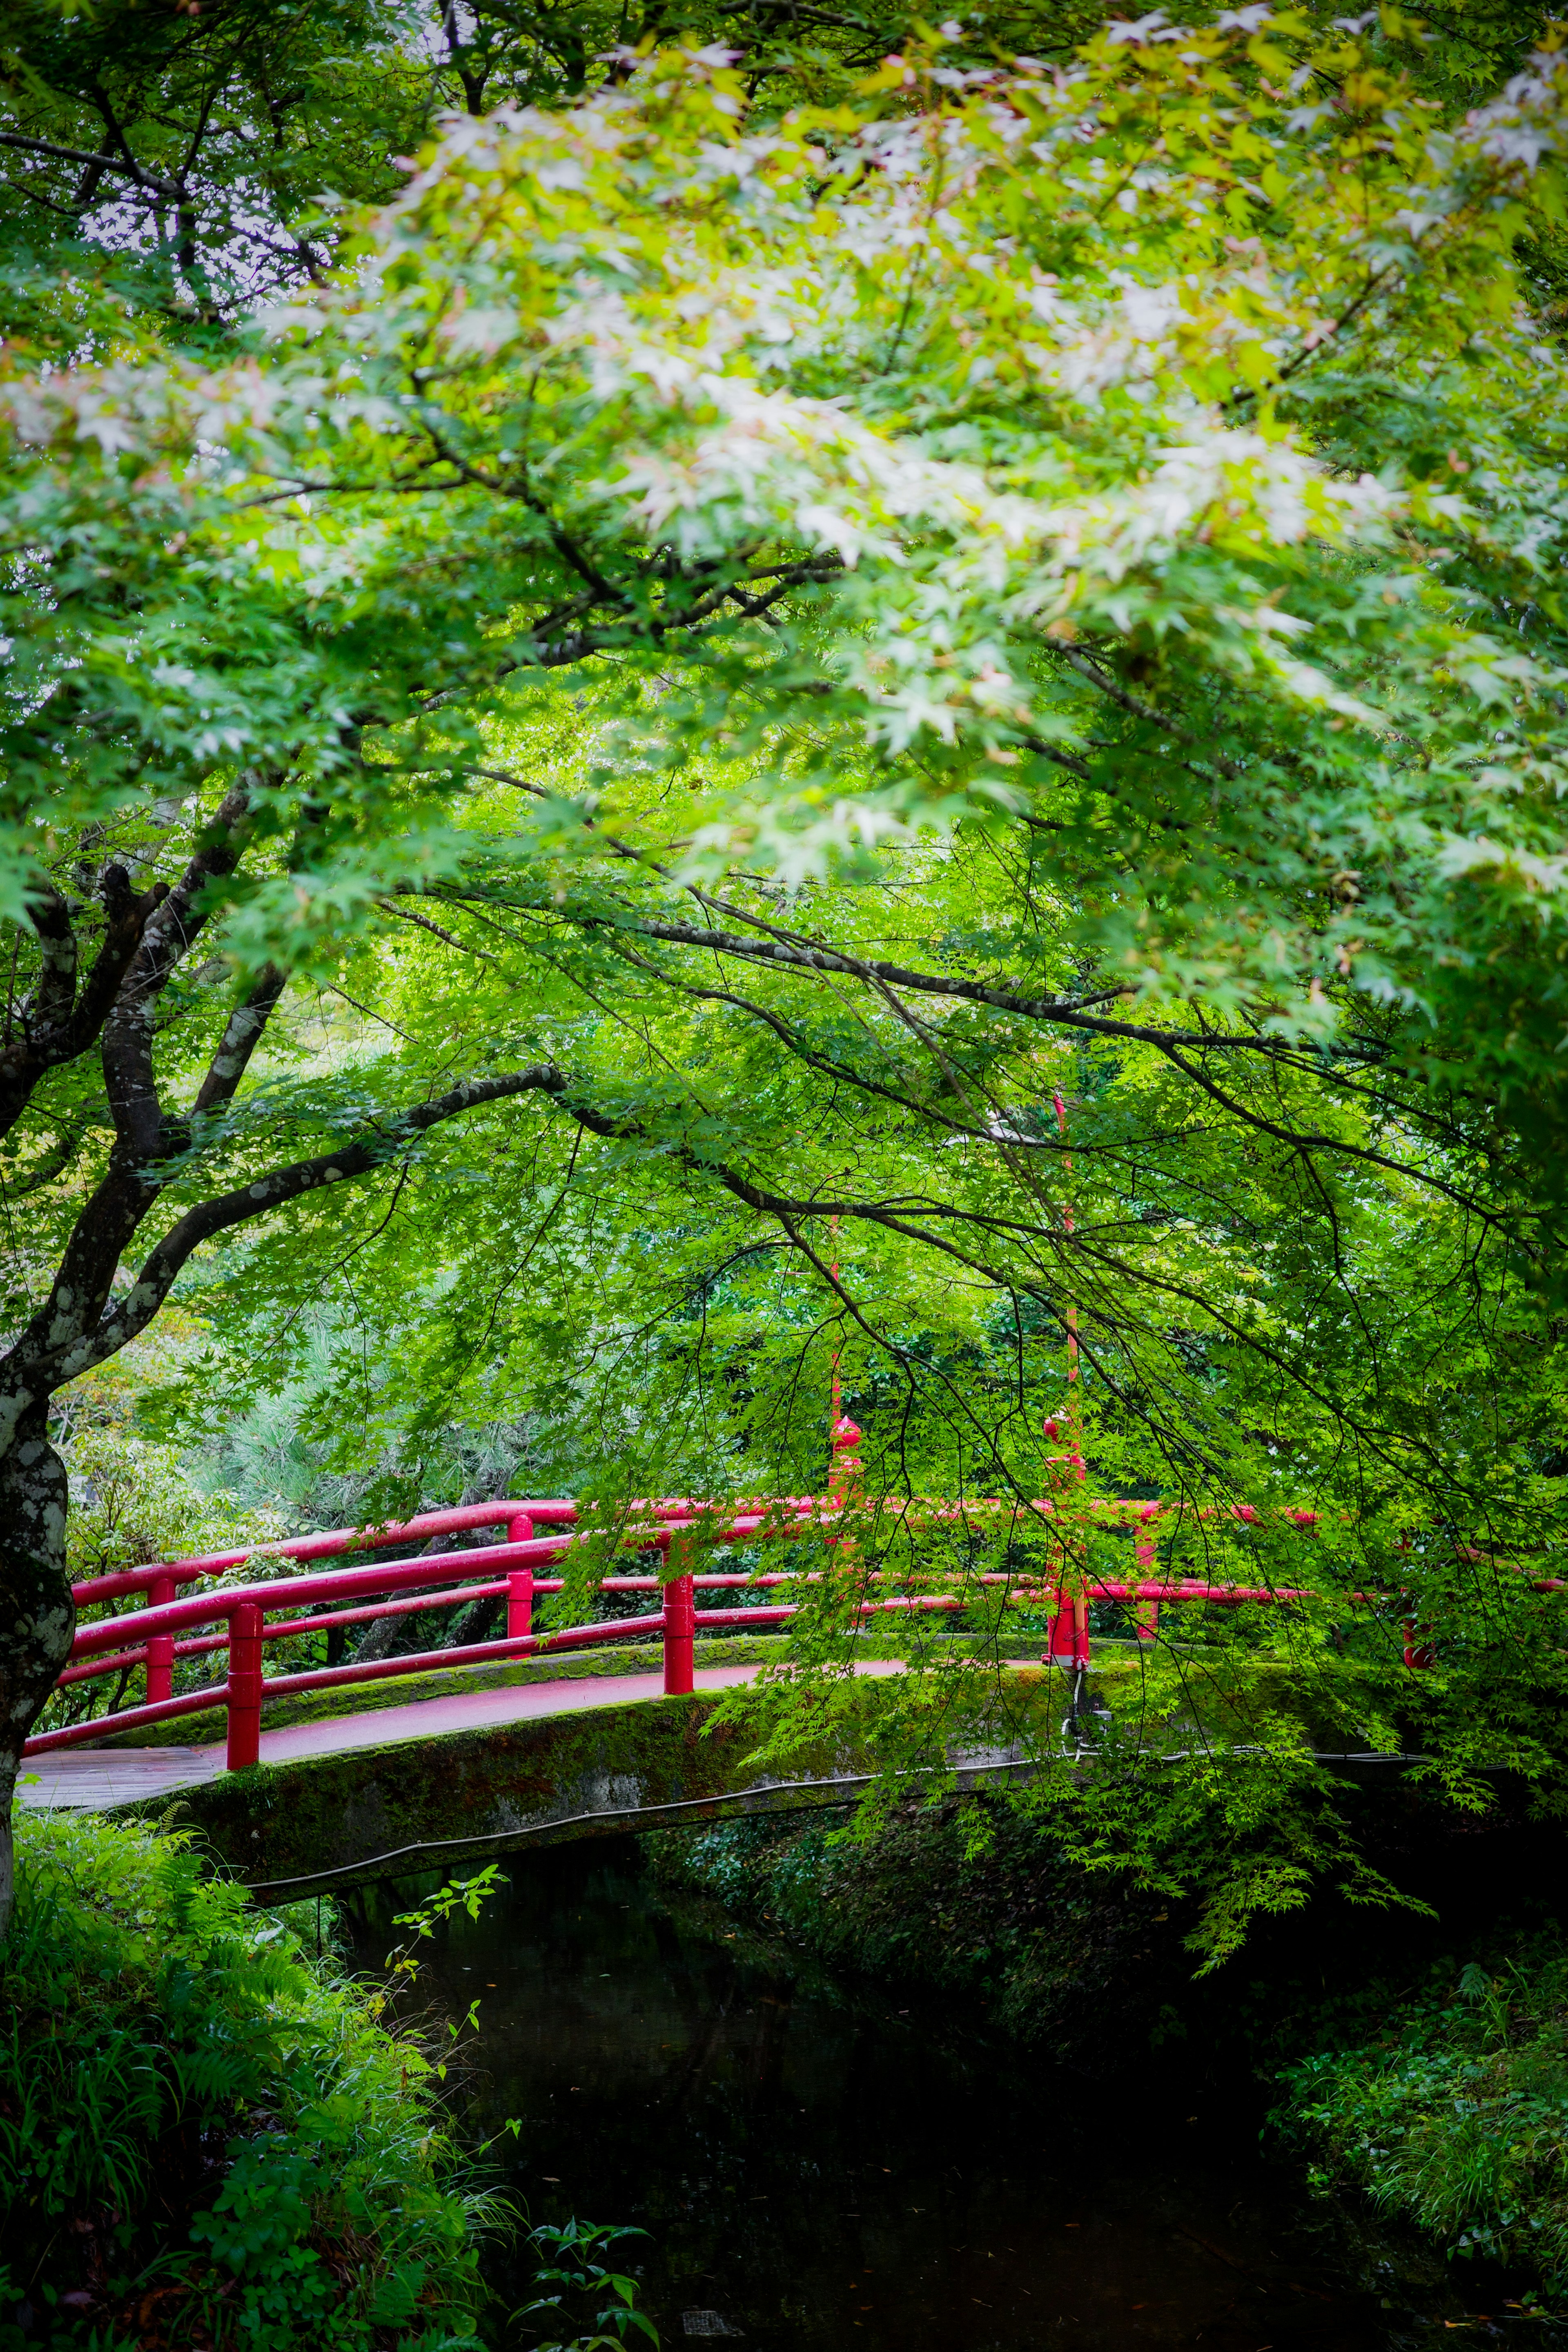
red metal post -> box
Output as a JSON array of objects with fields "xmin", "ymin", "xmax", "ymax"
[
  {"xmin": 1051, "ymin": 1090, "xmax": 1081, "ymax": 1442},
  {"xmin": 146, "ymin": 1572, "xmax": 176, "ymax": 1703},
  {"xmin": 507, "ymin": 1514, "xmax": 535, "ymax": 1641},
  {"xmin": 664, "ymin": 1571, "xmax": 695, "ymax": 1696},
  {"xmin": 1134, "ymin": 1521, "xmax": 1159, "ymax": 1644},
  {"xmin": 226, "ymin": 1601, "xmax": 264, "ymax": 1770},
  {"xmin": 830, "ymin": 1212, "xmax": 841, "ymax": 1429},
  {"xmin": 1048, "ymin": 1589, "xmax": 1077, "ymax": 1663}
]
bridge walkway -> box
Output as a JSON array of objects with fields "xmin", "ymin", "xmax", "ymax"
[{"xmin": 19, "ymin": 1660, "xmax": 778, "ymax": 1815}]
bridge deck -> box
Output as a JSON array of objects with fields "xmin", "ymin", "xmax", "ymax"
[{"xmin": 19, "ymin": 1661, "xmax": 771, "ymax": 1814}]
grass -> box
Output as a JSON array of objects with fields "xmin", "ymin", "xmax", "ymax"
[
  {"xmin": 1277, "ymin": 1932, "xmax": 1568, "ymax": 2304},
  {"xmin": 0, "ymin": 1807, "xmax": 494, "ymax": 2350}
]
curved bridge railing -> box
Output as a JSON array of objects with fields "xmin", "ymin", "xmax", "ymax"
[{"xmin": 28, "ymin": 1428, "xmax": 1324, "ymax": 1773}]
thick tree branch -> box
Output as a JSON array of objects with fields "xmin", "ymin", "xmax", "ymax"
[
  {"xmin": 100, "ymin": 782, "xmax": 253, "ymax": 1160},
  {"xmin": 24, "ymin": 884, "xmax": 76, "ymax": 1035},
  {"xmin": 0, "ymin": 866, "xmax": 163, "ymax": 1145},
  {"xmin": 605, "ymin": 941, "xmax": 987, "ymax": 1137},
  {"xmin": 64, "ymin": 866, "xmax": 165, "ymax": 1058},
  {"xmin": 407, "ymin": 881, "xmax": 1507, "ymax": 1240},
  {"xmin": 27, "ymin": 1064, "xmax": 567, "ymax": 1391},
  {"xmin": 572, "ymin": 911, "xmax": 1330, "ymax": 1064},
  {"xmin": 0, "ymin": 130, "xmax": 178, "ymax": 200},
  {"xmin": 420, "ymin": 817, "xmax": 1381, "ymax": 1077},
  {"xmin": 191, "ymin": 963, "xmax": 287, "ymax": 1117}
]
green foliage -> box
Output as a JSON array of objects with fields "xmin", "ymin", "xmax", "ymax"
[
  {"xmin": 61, "ymin": 1420, "xmax": 283, "ymax": 1583},
  {"xmin": 0, "ymin": 0, "xmax": 1129, "ymax": 370},
  {"xmin": 1280, "ymin": 1932, "xmax": 1568, "ymax": 2300},
  {"xmin": 510, "ymin": 2222, "xmax": 658, "ymax": 2352},
  {"xmin": 0, "ymin": 0, "xmax": 612, "ymax": 347},
  {"xmin": 33, "ymin": 1336, "xmax": 292, "ymax": 1735},
  {"xmin": 379, "ymin": 1865, "xmax": 512, "ymax": 2084},
  {"xmin": 0, "ymin": 1810, "xmax": 490, "ymax": 2348},
  {"xmin": 13, "ymin": 0, "xmax": 1568, "ymax": 1966},
  {"xmin": 9, "ymin": 13, "xmax": 1568, "ymax": 963}
]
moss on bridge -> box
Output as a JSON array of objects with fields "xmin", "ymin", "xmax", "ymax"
[
  {"xmin": 101, "ymin": 1656, "xmax": 1093, "ymax": 1897},
  {"xmin": 93, "ymin": 1639, "xmax": 1381, "ymax": 1898},
  {"xmin": 104, "ymin": 1680, "xmax": 946, "ymax": 1898}
]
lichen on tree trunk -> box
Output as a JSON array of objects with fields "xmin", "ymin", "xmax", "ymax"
[{"xmin": 0, "ymin": 1405, "xmax": 74, "ymax": 1939}]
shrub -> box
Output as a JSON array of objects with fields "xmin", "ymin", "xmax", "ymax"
[
  {"xmin": 0, "ymin": 1808, "xmax": 491, "ymax": 2349},
  {"xmin": 1279, "ymin": 1935, "xmax": 1568, "ymax": 2300}
]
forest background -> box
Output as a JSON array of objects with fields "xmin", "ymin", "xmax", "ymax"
[{"xmin": 2, "ymin": 0, "xmax": 1567, "ymax": 1953}]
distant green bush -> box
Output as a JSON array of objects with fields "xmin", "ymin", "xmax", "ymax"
[
  {"xmin": 1279, "ymin": 1935, "xmax": 1568, "ymax": 2301},
  {"xmin": 0, "ymin": 1809, "xmax": 492, "ymax": 2349}
]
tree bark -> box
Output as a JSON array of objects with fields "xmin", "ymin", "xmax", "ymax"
[
  {"xmin": 352, "ymin": 1518, "xmax": 483, "ymax": 1665},
  {"xmin": 0, "ymin": 1403, "xmax": 72, "ymax": 1940}
]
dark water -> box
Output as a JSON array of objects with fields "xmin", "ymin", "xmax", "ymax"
[{"xmin": 348, "ymin": 1840, "xmax": 1521, "ymax": 2352}]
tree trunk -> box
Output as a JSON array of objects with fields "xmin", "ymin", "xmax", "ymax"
[
  {"xmin": 0, "ymin": 1405, "xmax": 74, "ymax": 1942},
  {"xmin": 450, "ymin": 1595, "xmax": 501, "ymax": 1647}
]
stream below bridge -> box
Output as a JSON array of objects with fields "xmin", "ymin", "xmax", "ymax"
[{"xmin": 345, "ymin": 1838, "xmax": 1526, "ymax": 2352}]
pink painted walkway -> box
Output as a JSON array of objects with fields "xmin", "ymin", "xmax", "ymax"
[{"xmin": 19, "ymin": 1662, "xmax": 768, "ymax": 1814}]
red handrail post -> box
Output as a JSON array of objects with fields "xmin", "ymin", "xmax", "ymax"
[
  {"xmin": 146, "ymin": 1572, "xmax": 176, "ymax": 1704},
  {"xmin": 507, "ymin": 1512, "xmax": 535, "ymax": 1645},
  {"xmin": 227, "ymin": 1601, "xmax": 264, "ymax": 1770},
  {"xmin": 664, "ymin": 1572, "xmax": 695, "ymax": 1696},
  {"xmin": 1134, "ymin": 1519, "xmax": 1159, "ymax": 1644},
  {"xmin": 507, "ymin": 1571, "xmax": 535, "ymax": 1640},
  {"xmin": 1047, "ymin": 1589, "xmax": 1076, "ymax": 1664},
  {"xmin": 827, "ymin": 1415, "xmax": 863, "ymax": 1502}
]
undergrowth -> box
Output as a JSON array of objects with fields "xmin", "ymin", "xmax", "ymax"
[
  {"xmin": 644, "ymin": 1800, "xmax": 1183, "ymax": 2058},
  {"xmin": 1276, "ymin": 1933, "xmax": 1568, "ymax": 2304},
  {"xmin": 0, "ymin": 1807, "xmax": 492, "ymax": 2350}
]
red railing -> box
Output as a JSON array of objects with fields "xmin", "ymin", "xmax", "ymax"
[{"xmin": 29, "ymin": 1430, "xmax": 1325, "ymax": 1773}]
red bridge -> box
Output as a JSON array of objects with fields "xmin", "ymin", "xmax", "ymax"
[{"xmin": 30, "ymin": 1423, "xmax": 1319, "ymax": 1779}]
